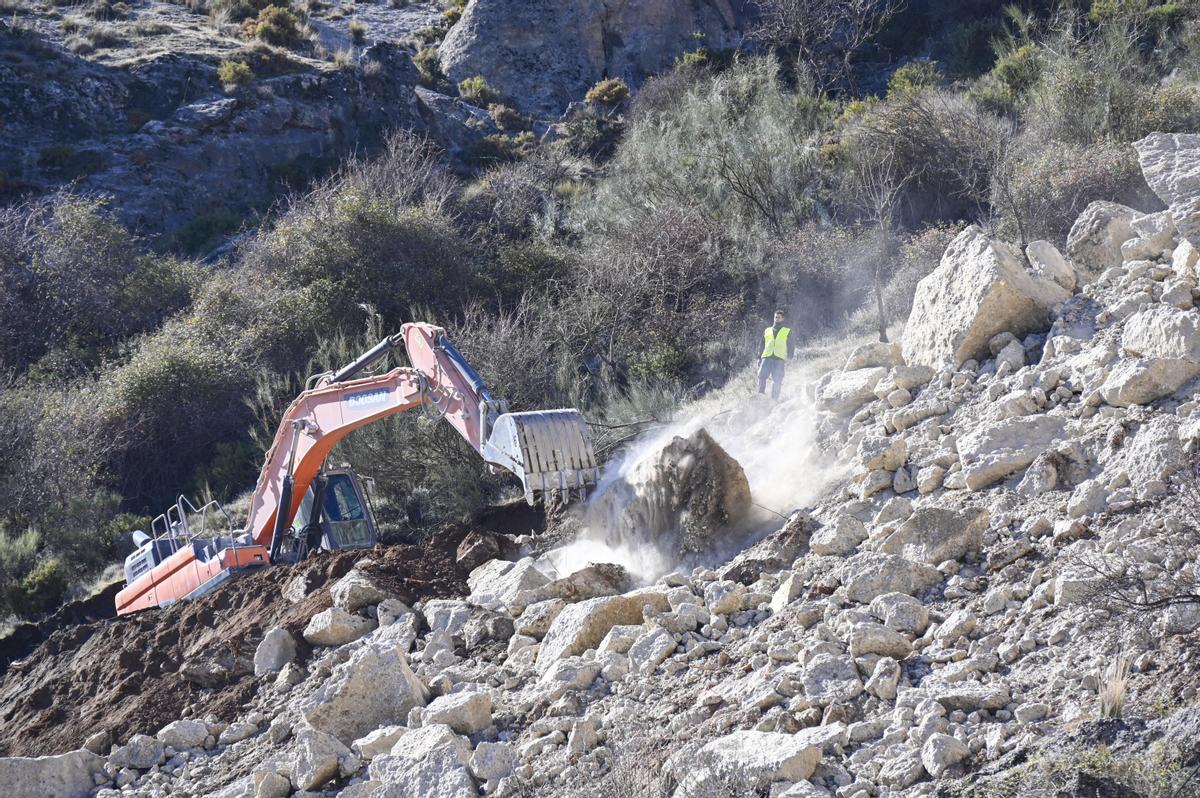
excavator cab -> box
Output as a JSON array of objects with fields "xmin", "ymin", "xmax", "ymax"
[{"xmin": 286, "ymin": 467, "xmax": 379, "ymax": 558}]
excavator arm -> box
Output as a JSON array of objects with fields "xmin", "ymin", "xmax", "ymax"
[
  {"xmin": 243, "ymin": 322, "xmax": 598, "ymax": 549},
  {"xmin": 115, "ymin": 322, "xmax": 597, "ymax": 616}
]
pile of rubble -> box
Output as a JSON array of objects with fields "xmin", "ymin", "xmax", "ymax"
[{"xmin": 9, "ymin": 132, "xmax": 1200, "ymax": 797}]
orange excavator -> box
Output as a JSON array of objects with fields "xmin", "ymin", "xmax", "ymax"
[{"xmin": 115, "ymin": 323, "xmax": 599, "ymax": 615}]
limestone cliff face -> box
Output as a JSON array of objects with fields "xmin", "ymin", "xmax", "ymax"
[
  {"xmin": 0, "ymin": 21, "xmax": 426, "ymax": 238},
  {"xmin": 438, "ymin": 0, "xmax": 747, "ymax": 115}
]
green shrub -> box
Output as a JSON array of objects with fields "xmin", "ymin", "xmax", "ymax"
[
  {"xmin": 470, "ymin": 133, "xmax": 532, "ymax": 166},
  {"xmin": 940, "ymin": 16, "xmax": 1008, "ymax": 79},
  {"xmin": 14, "ymin": 558, "xmax": 68, "ymax": 616},
  {"xmin": 585, "ymin": 77, "xmax": 630, "ymax": 106},
  {"xmin": 0, "ymin": 529, "xmax": 40, "ymax": 615},
  {"xmin": 886, "ymin": 60, "xmax": 941, "ymax": 99},
  {"xmin": 217, "ymin": 59, "xmax": 254, "ymax": 87},
  {"xmin": 992, "ymin": 43, "xmax": 1042, "ymax": 100},
  {"xmin": 254, "ymin": 5, "xmax": 304, "ymax": 47},
  {"xmin": 1138, "ymin": 81, "xmax": 1200, "ymax": 136},
  {"xmin": 458, "ymin": 74, "xmax": 497, "ymax": 105},
  {"xmin": 582, "ymin": 58, "xmax": 834, "ymax": 236},
  {"xmin": 674, "ymin": 46, "xmax": 735, "ymax": 73},
  {"xmin": 841, "ymin": 88, "xmax": 1006, "ymax": 225},
  {"xmin": 413, "ymin": 46, "xmax": 442, "ymax": 84}
]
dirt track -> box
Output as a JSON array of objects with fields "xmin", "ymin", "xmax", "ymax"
[{"xmin": 0, "ymin": 531, "xmax": 468, "ymax": 757}]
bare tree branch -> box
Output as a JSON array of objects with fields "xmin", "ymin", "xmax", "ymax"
[{"xmin": 750, "ymin": 0, "xmax": 904, "ymax": 92}]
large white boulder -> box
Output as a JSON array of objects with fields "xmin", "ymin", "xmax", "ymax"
[
  {"xmin": 511, "ymin": 563, "xmax": 631, "ymax": 614},
  {"xmin": 627, "ymin": 626, "xmax": 676, "ymax": 674},
  {"xmin": 469, "ymin": 741, "xmax": 517, "ymax": 787},
  {"xmin": 844, "ymin": 341, "xmax": 904, "ymax": 370},
  {"xmin": 848, "ymin": 622, "xmax": 912, "ymax": 659},
  {"xmin": 369, "ymin": 725, "xmax": 475, "ymax": 798},
  {"xmin": 1123, "ymin": 305, "xmax": 1200, "ymax": 361},
  {"xmin": 838, "ymin": 552, "xmax": 942, "ymax": 603},
  {"xmin": 535, "ymin": 590, "xmax": 668, "ymax": 673},
  {"xmin": 352, "ymin": 727, "xmax": 407, "ymax": 761},
  {"xmin": 810, "ymin": 515, "xmax": 868, "ymax": 557},
  {"xmin": 302, "ymin": 641, "xmax": 428, "ymax": 744},
  {"xmin": 1101, "ymin": 358, "xmax": 1200, "ymax": 407},
  {"xmin": 422, "ymin": 691, "xmax": 492, "ymax": 735},
  {"xmin": 870, "ymin": 592, "xmax": 929, "ymax": 635},
  {"xmin": 902, "ymin": 226, "xmax": 1070, "ymax": 368},
  {"xmin": 1134, "ymin": 132, "xmax": 1200, "ymax": 249},
  {"xmin": 254, "ymin": 626, "xmax": 297, "ymax": 676},
  {"xmin": 802, "ymin": 653, "xmax": 864, "ymax": 705},
  {"xmin": 1026, "ymin": 240, "xmax": 1077, "ymax": 291},
  {"xmin": 858, "ymin": 435, "xmax": 908, "ymax": 471},
  {"xmin": 0, "ymin": 750, "xmax": 105, "ymax": 798},
  {"xmin": 922, "ymin": 733, "xmax": 969, "ymax": 778},
  {"xmin": 1066, "ymin": 200, "xmax": 1138, "ymax": 272},
  {"xmin": 513, "ymin": 598, "xmax": 566, "ymax": 639},
  {"xmin": 816, "ymin": 367, "xmax": 890, "ymax": 414},
  {"xmin": 957, "ymin": 415, "xmax": 1069, "ymax": 490},
  {"xmin": 674, "ymin": 731, "xmax": 821, "ymax": 796},
  {"xmin": 932, "ymin": 682, "xmax": 1011, "ymax": 712},
  {"xmin": 156, "ymin": 719, "xmax": 209, "ymax": 750},
  {"xmin": 1124, "ymin": 210, "xmax": 1178, "ymax": 260},
  {"xmin": 303, "ymin": 607, "xmax": 375, "ymax": 647},
  {"xmin": 467, "ymin": 558, "xmax": 550, "ymax": 612},
  {"xmin": 1102, "ymin": 305, "xmax": 1200, "ymax": 405},
  {"xmin": 331, "ymin": 569, "xmax": 393, "ymax": 613},
  {"xmin": 878, "ymin": 506, "xmax": 988, "ymax": 564},
  {"xmin": 109, "ymin": 734, "xmax": 163, "ymax": 770},
  {"xmin": 291, "ymin": 730, "xmax": 350, "ymax": 791}
]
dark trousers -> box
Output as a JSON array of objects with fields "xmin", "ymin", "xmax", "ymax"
[{"xmin": 757, "ymin": 357, "xmax": 785, "ymax": 399}]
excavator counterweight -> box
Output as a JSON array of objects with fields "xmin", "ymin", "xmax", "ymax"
[{"xmin": 114, "ymin": 323, "xmax": 598, "ymax": 616}]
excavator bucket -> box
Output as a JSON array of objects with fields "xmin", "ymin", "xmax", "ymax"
[{"xmin": 482, "ymin": 409, "xmax": 599, "ymax": 504}]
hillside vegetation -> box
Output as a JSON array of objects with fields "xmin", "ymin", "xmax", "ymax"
[{"xmin": 2, "ymin": 0, "xmax": 1200, "ymax": 619}]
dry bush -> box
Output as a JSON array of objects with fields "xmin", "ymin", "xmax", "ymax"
[
  {"xmin": 578, "ymin": 57, "xmax": 835, "ymax": 239},
  {"xmin": 841, "ymin": 88, "xmax": 1008, "ymax": 226},
  {"xmin": 464, "ymin": 144, "xmax": 580, "ymax": 240},
  {"xmin": 750, "ymin": 0, "xmax": 902, "ymax": 91},
  {"xmin": 990, "ymin": 136, "xmax": 1157, "ymax": 246}
]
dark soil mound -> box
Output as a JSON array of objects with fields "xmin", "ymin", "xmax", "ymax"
[
  {"xmin": 0, "ymin": 581, "xmax": 123, "ymax": 673},
  {"xmin": 0, "ymin": 530, "xmax": 468, "ymax": 757}
]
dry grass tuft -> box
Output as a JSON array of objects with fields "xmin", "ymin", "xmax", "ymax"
[{"xmin": 1099, "ymin": 654, "xmax": 1131, "ymax": 719}]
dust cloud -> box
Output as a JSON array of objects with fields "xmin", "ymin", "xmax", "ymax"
[{"xmin": 543, "ymin": 351, "xmax": 852, "ymax": 583}]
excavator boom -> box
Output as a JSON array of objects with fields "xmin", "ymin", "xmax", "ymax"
[{"xmin": 115, "ymin": 323, "xmax": 598, "ymax": 615}]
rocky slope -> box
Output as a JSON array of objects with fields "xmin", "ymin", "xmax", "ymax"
[
  {"xmin": 8, "ymin": 133, "xmax": 1200, "ymax": 797},
  {"xmin": 0, "ymin": 0, "xmax": 752, "ymax": 240}
]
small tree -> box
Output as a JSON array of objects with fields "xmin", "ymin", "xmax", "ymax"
[{"xmin": 850, "ymin": 148, "xmax": 908, "ymax": 343}]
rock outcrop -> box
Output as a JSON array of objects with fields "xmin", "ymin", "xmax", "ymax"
[
  {"xmin": 902, "ymin": 226, "xmax": 1070, "ymax": 368},
  {"xmin": 1135, "ymin": 132, "xmax": 1200, "ymax": 249},
  {"xmin": 437, "ymin": 0, "xmax": 745, "ymax": 115},
  {"xmin": 0, "ymin": 750, "xmax": 104, "ymax": 798}
]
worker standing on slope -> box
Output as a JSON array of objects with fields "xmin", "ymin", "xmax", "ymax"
[{"xmin": 757, "ymin": 309, "xmax": 794, "ymax": 400}]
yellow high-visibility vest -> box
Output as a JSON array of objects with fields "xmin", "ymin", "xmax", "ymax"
[{"xmin": 762, "ymin": 326, "xmax": 790, "ymax": 359}]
